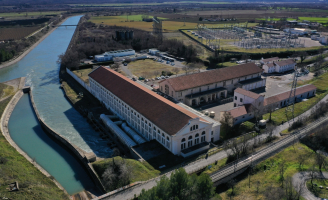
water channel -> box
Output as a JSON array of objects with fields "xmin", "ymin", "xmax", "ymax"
[{"xmin": 1, "ymin": 15, "xmax": 111, "ymax": 194}]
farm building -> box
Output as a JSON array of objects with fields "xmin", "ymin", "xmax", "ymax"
[
  {"xmin": 283, "ymin": 28, "xmax": 309, "ymax": 36},
  {"xmin": 263, "ymin": 59, "xmax": 296, "ymax": 74},
  {"xmin": 94, "ymin": 49, "xmax": 135, "ymax": 62},
  {"xmin": 158, "ymin": 63, "xmax": 266, "ymax": 106},
  {"xmin": 88, "ymin": 66, "xmax": 221, "ymax": 157},
  {"xmin": 319, "ymin": 32, "xmax": 328, "ymax": 44},
  {"xmin": 221, "ymin": 85, "xmax": 317, "ymax": 126}
]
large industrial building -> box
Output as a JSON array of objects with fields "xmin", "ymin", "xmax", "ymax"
[
  {"xmin": 88, "ymin": 66, "xmax": 221, "ymax": 157},
  {"xmin": 94, "ymin": 49, "xmax": 135, "ymax": 62},
  {"xmin": 158, "ymin": 63, "xmax": 266, "ymax": 106}
]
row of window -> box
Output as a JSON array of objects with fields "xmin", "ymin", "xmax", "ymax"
[
  {"xmin": 90, "ymin": 78, "xmax": 171, "ymax": 149},
  {"xmin": 181, "ymin": 132, "xmax": 206, "ymax": 150},
  {"xmin": 187, "ymin": 74, "xmax": 260, "ymax": 94}
]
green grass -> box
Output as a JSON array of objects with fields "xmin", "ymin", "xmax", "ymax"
[
  {"xmin": 220, "ymin": 61, "xmax": 238, "ymax": 68},
  {"xmin": 0, "ymin": 11, "xmax": 62, "ymax": 18},
  {"xmin": 0, "ymin": 95, "xmax": 68, "ymax": 199},
  {"xmin": 217, "ymin": 143, "xmax": 323, "ymax": 199},
  {"xmin": 307, "ymin": 179, "xmax": 328, "ymax": 198},
  {"xmin": 92, "ymin": 157, "xmax": 160, "ymax": 185},
  {"xmin": 263, "ymin": 71, "xmax": 328, "ymax": 124},
  {"xmin": 257, "ymin": 17, "xmax": 328, "ymax": 23}
]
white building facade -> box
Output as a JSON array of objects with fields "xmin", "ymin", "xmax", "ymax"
[
  {"xmin": 263, "ymin": 59, "xmax": 296, "ymax": 74},
  {"xmin": 88, "ymin": 67, "xmax": 221, "ymax": 157}
]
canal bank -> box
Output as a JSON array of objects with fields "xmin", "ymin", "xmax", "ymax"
[
  {"xmin": 0, "ymin": 78, "xmax": 68, "ymax": 193},
  {"xmin": 28, "ymin": 88, "xmax": 106, "ymax": 194}
]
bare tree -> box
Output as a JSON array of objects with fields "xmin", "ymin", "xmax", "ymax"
[
  {"xmin": 220, "ymin": 111, "xmax": 233, "ymax": 127},
  {"xmin": 284, "ymin": 176, "xmax": 303, "ymax": 200},
  {"xmin": 315, "ymin": 151, "xmax": 327, "ymax": 172},
  {"xmin": 248, "ymin": 164, "xmax": 254, "ymax": 188},
  {"xmin": 227, "ymin": 179, "xmax": 236, "ymax": 199},
  {"xmin": 279, "ymin": 161, "xmax": 286, "ymax": 188},
  {"xmin": 111, "ymin": 63, "xmax": 120, "ymax": 71},
  {"xmin": 264, "ymin": 185, "xmax": 285, "ymax": 200},
  {"xmin": 250, "ymin": 104, "xmax": 265, "ymax": 126},
  {"xmin": 265, "ymin": 97, "xmax": 278, "ymax": 122},
  {"xmin": 293, "ymin": 51, "xmax": 308, "ymax": 63},
  {"xmin": 297, "ymin": 153, "xmax": 306, "ymax": 170},
  {"xmin": 172, "ymin": 67, "xmax": 180, "ymax": 76},
  {"xmin": 266, "ymin": 124, "xmax": 275, "ymax": 143},
  {"xmin": 182, "ymin": 65, "xmax": 190, "ymax": 75},
  {"xmin": 308, "ymin": 165, "xmax": 318, "ymax": 190},
  {"xmin": 255, "ymin": 181, "xmax": 261, "ymax": 195},
  {"xmin": 194, "ymin": 63, "xmax": 203, "ymax": 72}
]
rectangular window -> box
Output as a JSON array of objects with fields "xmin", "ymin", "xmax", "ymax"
[{"xmin": 240, "ymin": 98, "xmax": 243, "ymax": 102}]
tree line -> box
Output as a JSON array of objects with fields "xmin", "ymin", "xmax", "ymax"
[{"xmin": 135, "ymin": 168, "xmax": 216, "ymax": 200}]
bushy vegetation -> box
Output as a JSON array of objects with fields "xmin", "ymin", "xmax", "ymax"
[
  {"xmin": 218, "ymin": 143, "xmax": 325, "ymax": 200},
  {"xmin": 92, "ymin": 156, "xmax": 160, "ymax": 192},
  {"xmin": 136, "ymin": 168, "xmax": 216, "ymax": 200}
]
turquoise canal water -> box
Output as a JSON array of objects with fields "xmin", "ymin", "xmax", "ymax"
[
  {"xmin": 0, "ymin": 15, "xmax": 111, "ymax": 194},
  {"xmin": 9, "ymin": 94, "xmax": 95, "ymax": 194}
]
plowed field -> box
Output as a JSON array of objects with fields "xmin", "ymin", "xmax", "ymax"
[{"xmin": 0, "ymin": 27, "xmax": 40, "ymax": 40}]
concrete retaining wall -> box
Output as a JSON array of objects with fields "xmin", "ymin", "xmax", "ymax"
[
  {"xmin": 66, "ymin": 68, "xmax": 92, "ymax": 92},
  {"xmin": 28, "ymin": 90, "xmax": 106, "ymax": 193}
]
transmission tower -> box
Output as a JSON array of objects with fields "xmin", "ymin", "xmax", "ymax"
[{"xmin": 285, "ymin": 66, "xmax": 299, "ymax": 123}]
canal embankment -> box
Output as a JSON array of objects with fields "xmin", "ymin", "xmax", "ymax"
[
  {"xmin": 0, "ymin": 16, "xmax": 68, "ymax": 70},
  {"xmin": 0, "ymin": 77, "xmax": 67, "ymax": 195},
  {"xmin": 28, "ymin": 88, "xmax": 106, "ymax": 194}
]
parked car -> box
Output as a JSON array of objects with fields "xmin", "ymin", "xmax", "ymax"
[
  {"xmin": 132, "ymin": 77, "xmax": 137, "ymax": 81},
  {"xmin": 156, "ymin": 77, "xmax": 160, "ymax": 80},
  {"xmin": 165, "ymin": 76, "xmax": 169, "ymax": 78},
  {"xmin": 166, "ymin": 61, "xmax": 170, "ymax": 64},
  {"xmin": 151, "ymin": 78, "xmax": 155, "ymax": 81},
  {"xmin": 171, "ymin": 63, "xmax": 175, "ymax": 66},
  {"xmin": 161, "ymin": 76, "xmax": 165, "ymax": 79}
]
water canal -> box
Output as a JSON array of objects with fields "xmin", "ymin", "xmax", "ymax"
[{"xmin": 1, "ymin": 15, "xmax": 111, "ymax": 194}]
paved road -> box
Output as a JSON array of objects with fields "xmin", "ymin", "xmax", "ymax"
[{"xmin": 292, "ymin": 172, "xmax": 328, "ymax": 200}]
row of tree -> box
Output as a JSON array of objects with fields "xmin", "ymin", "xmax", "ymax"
[{"xmin": 136, "ymin": 168, "xmax": 216, "ymax": 200}]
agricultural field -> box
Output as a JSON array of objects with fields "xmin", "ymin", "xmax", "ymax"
[
  {"xmin": 70, "ymin": 1, "xmax": 230, "ymax": 7},
  {"xmin": 127, "ymin": 59, "xmax": 183, "ymax": 78},
  {"xmin": 0, "ymin": 11, "xmax": 62, "ymax": 18},
  {"xmin": 89, "ymin": 15, "xmax": 257, "ymax": 32},
  {"xmin": 0, "ymin": 27, "xmax": 41, "ymax": 40}
]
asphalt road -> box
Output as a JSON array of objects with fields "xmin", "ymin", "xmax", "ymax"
[{"xmin": 292, "ymin": 172, "xmax": 328, "ymax": 200}]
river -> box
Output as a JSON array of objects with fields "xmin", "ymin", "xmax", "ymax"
[{"xmin": 2, "ymin": 15, "xmax": 110, "ymax": 194}]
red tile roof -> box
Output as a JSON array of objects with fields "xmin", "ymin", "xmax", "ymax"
[
  {"xmin": 227, "ymin": 106, "xmax": 247, "ymax": 118},
  {"xmin": 264, "ymin": 84, "xmax": 317, "ymax": 106},
  {"xmin": 235, "ymin": 88, "xmax": 262, "ymax": 99},
  {"xmin": 160, "ymin": 63, "xmax": 262, "ymax": 92},
  {"xmin": 274, "ymin": 59, "xmax": 296, "ymax": 67},
  {"xmin": 89, "ymin": 67, "xmax": 208, "ymax": 136}
]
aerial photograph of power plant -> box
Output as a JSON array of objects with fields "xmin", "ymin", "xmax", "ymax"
[{"xmin": 1, "ymin": 0, "xmax": 328, "ymax": 199}]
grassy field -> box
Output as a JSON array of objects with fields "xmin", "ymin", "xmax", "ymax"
[
  {"xmin": 127, "ymin": 59, "xmax": 183, "ymax": 78},
  {"xmin": 307, "ymin": 179, "xmax": 328, "ymax": 199},
  {"xmin": 92, "ymin": 157, "xmax": 160, "ymax": 187},
  {"xmin": 72, "ymin": 68, "xmax": 93, "ymax": 83},
  {"xmin": 263, "ymin": 71, "xmax": 328, "ymax": 125},
  {"xmin": 0, "ymin": 88, "xmax": 68, "ymax": 199},
  {"xmin": 90, "ymin": 16, "xmax": 257, "ymax": 32},
  {"xmin": 0, "ymin": 11, "xmax": 62, "ymax": 18},
  {"xmin": 215, "ymin": 143, "xmax": 322, "ymax": 200}
]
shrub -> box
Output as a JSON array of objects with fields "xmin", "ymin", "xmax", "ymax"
[{"xmin": 0, "ymin": 156, "xmax": 8, "ymax": 164}]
